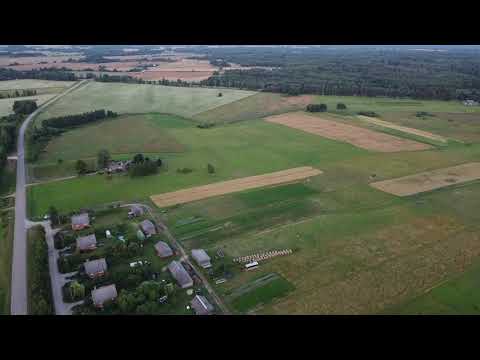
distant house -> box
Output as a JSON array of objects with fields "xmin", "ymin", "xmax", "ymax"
[
  {"xmin": 91, "ymin": 284, "xmax": 118, "ymax": 308},
  {"xmin": 191, "ymin": 249, "xmax": 212, "ymax": 269},
  {"xmin": 76, "ymin": 234, "xmax": 97, "ymax": 252},
  {"xmin": 140, "ymin": 219, "xmax": 157, "ymax": 237},
  {"xmin": 168, "ymin": 261, "xmax": 193, "ymax": 288},
  {"xmin": 107, "ymin": 160, "xmax": 132, "ymax": 173},
  {"xmin": 190, "ymin": 295, "xmax": 214, "ymax": 315},
  {"xmin": 84, "ymin": 258, "xmax": 107, "ymax": 278},
  {"xmin": 71, "ymin": 213, "xmax": 90, "ymax": 231},
  {"xmin": 154, "ymin": 241, "xmax": 173, "ymax": 258},
  {"xmin": 128, "ymin": 205, "xmax": 144, "ymax": 218}
]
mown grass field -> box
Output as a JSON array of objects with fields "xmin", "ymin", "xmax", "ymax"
[{"xmin": 36, "ymin": 82, "xmax": 256, "ymax": 121}]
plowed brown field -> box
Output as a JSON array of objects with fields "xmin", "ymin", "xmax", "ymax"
[
  {"xmin": 265, "ymin": 112, "xmax": 432, "ymax": 152},
  {"xmin": 150, "ymin": 166, "xmax": 323, "ymax": 207},
  {"xmin": 370, "ymin": 162, "xmax": 480, "ymax": 196}
]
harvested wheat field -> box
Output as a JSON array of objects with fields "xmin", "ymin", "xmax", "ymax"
[
  {"xmin": 151, "ymin": 166, "xmax": 323, "ymax": 207},
  {"xmin": 357, "ymin": 115, "xmax": 447, "ymax": 143},
  {"xmin": 265, "ymin": 112, "xmax": 432, "ymax": 152},
  {"xmin": 371, "ymin": 162, "xmax": 480, "ymax": 196}
]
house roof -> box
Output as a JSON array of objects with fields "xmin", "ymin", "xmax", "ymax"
[
  {"xmin": 130, "ymin": 205, "xmax": 144, "ymax": 215},
  {"xmin": 76, "ymin": 234, "xmax": 97, "ymax": 250},
  {"xmin": 192, "ymin": 249, "xmax": 211, "ymax": 265},
  {"xmin": 91, "ymin": 284, "xmax": 118, "ymax": 306},
  {"xmin": 71, "ymin": 213, "xmax": 90, "ymax": 226},
  {"xmin": 140, "ymin": 219, "xmax": 157, "ymax": 235},
  {"xmin": 84, "ymin": 258, "xmax": 107, "ymax": 275},
  {"xmin": 190, "ymin": 295, "xmax": 214, "ymax": 315},
  {"xmin": 154, "ymin": 241, "xmax": 173, "ymax": 258},
  {"xmin": 168, "ymin": 261, "xmax": 193, "ymax": 288}
]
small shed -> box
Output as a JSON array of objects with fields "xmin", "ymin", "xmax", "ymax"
[
  {"xmin": 91, "ymin": 284, "xmax": 118, "ymax": 308},
  {"xmin": 140, "ymin": 219, "xmax": 157, "ymax": 237},
  {"xmin": 76, "ymin": 234, "xmax": 97, "ymax": 252},
  {"xmin": 84, "ymin": 258, "xmax": 107, "ymax": 278},
  {"xmin": 168, "ymin": 261, "xmax": 193, "ymax": 289},
  {"xmin": 71, "ymin": 213, "xmax": 90, "ymax": 231},
  {"xmin": 190, "ymin": 295, "xmax": 214, "ymax": 315},
  {"xmin": 129, "ymin": 205, "xmax": 144, "ymax": 218},
  {"xmin": 154, "ymin": 241, "xmax": 173, "ymax": 258},
  {"xmin": 191, "ymin": 249, "xmax": 212, "ymax": 269}
]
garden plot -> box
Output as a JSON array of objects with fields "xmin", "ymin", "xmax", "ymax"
[
  {"xmin": 265, "ymin": 112, "xmax": 432, "ymax": 152},
  {"xmin": 150, "ymin": 166, "xmax": 323, "ymax": 208},
  {"xmin": 370, "ymin": 162, "xmax": 480, "ymax": 196}
]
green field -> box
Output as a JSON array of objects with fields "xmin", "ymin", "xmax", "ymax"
[
  {"xmin": 0, "ymin": 79, "xmax": 75, "ymax": 91},
  {"xmin": 36, "ymin": 82, "xmax": 256, "ymax": 121},
  {"xmin": 24, "ymin": 82, "xmax": 480, "ymax": 314},
  {"xmin": 0, "ymin": 94, "xmax": 57, "ymax": 117}
]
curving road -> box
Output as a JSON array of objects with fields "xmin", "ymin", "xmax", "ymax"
[{"xmin": 10, "ymin": 80, "xmax": 88, "ymax": 315}]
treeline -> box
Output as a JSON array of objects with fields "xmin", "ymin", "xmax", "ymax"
[
  {"xmin": 0, "ymin": 67, "xmax": 77, "ymax": 81},
  {"xmin": 0, "ymin": 89, "xmax": 37, "ymax": 99},
  {"xmin": 196, "ymin": 47, "xmax": 480, "ymax": 101},
  {"xmin": 28, "ymin": 225, "xmax": 54, "ymax": 315},
  {"xmin": 41, "ymin": 109, "xmax": 117, "ymax": 129}
]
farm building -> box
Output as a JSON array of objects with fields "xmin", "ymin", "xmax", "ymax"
[
  {"xmin": 463, "ymin": 99, "xmax": 479, "ymax": 106},
  {"xmin": 128, "ymin": 205, "xmax": 144, "ymax": 218},
  {"xmin": 190, "ymin": 295, "xmax": 214, "ymax": 315},
  {"xmin": 140, "ymin": 219, "xmax": 157, "ymax": 237},
  {"xmin": 76, "ymin": 234, "xmax": 97, "ymax": 252},
  {"xmin": 91, "ymin": 284, "xmax": 118, "ymax": 308},
  {"xmin": 71, "ymin": 213, "xmax": 90, "ymax": 231},
  {"xmin": 154, "ymin": 241, "xmax": 173, "ymax": 258},
  {"xmin": 191, "ymin": 249, "xmax": 212, "ymax": 269},
  {"xmin": 106, "ymin": 160, "xmax": 131, "ymax": 173},
  {"xmin": 84, "ymin": 258, "xmax": 107, "ymax": 278},
  {"xmin": 168, "ymin": 261, "xmax": 193, "ymax": 288}
]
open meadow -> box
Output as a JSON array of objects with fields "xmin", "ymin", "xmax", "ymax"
[{"xmin": 24, "ymin": 81, "xmax": 480, "ymax": 314}]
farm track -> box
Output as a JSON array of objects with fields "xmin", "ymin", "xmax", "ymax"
[{"xmin": 151, "ymin": 166, "xmax": 322, "ymax": 208}]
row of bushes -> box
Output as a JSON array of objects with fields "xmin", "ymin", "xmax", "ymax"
[
  {"xmin": 41, "ymin": 109, "xmax": 117, "ymax": 129},
  {"xmin": 29, "ymin": 226, "xmax": 53, "ymax": 315}
]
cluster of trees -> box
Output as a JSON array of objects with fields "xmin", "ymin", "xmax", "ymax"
[
  {"xmin": 29, "ymin": 225, "xmax": 53, "ymax": 314},
  {"xmin": 128, "ymin": 154, "xmax": 162, "ymax": 177},
  {"xmin": 0, "ymin": 68, "xmax": 77, "ymax": 81},
  {"xmin": 0, "ymin": 89, "xmax": 37, "ymax": 99},
  {"xmin": 115, "ymin": 280, "xmax": 174, "ymax": 314},
  {"xmin": 12, "ymin": 99, "xmax": 37, "ymax": 115},
  {"xmin": 42, "ymin": 109, "xmax": 117, "ymax": 129},
  {"xmin": 306, "ymin": 104, "xmax": 327, "ymax": 112}
]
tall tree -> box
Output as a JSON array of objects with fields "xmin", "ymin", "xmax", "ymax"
[{"xmin": 97, "ymin": 149, "xmax": 111, "ymax": 169}]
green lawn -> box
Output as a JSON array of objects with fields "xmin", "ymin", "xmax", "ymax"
[{"xmin": 36, "ymin": 82, "xmax": 256, "ymax": 122}]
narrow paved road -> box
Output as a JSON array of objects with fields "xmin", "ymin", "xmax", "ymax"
[{"xmin": 10, "ymin": 80, "xmax": 88, "ymax": 315}]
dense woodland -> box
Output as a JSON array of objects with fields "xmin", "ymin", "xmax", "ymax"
[{"xmin": 193, "ymin": 46, "xmax": 480, "ymax": 101}]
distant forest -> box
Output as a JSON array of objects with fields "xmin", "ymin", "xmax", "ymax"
[{"xmin": 191, "ymin": 46, "xmax": 480, "ymax": 101}]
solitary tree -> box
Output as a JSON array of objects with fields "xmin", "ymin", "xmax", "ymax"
[
  {"xmin": 336, "ymin": 103, "xmax": 347, "ymax": 110},
  {"xmin": 207, "ymin": 163, "xmax": 215, "ymax": 174},
  {"xmin": 75, "ymin": 160, "xmax": 88, "ymax": 175},
  {"xmin": 69, "ymin": 280, "xmax": 85, "ymax": 300},
  {"xmin": 133, "ymin": 153, "xmax": 144, "ymax": 164},
  {"xmin": 97, "ymin": 149, "xmax": 111, "ymax": 169},
  {"xmin": 48, "ymin": 206, "xmax": 60, "ymax": 226}
]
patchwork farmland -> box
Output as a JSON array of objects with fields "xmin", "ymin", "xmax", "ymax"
[{"xmin": 3, "ymin": 48, "xmax": 480, "ymax": 315}]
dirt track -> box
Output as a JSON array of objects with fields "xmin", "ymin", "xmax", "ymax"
[
  {"xmin": 370, "ymin": 162, "xmax": 480, "ymax": 196},
  {"xmin": 357, "ymin": 115, "xmax": 447, "ymax": 143},
  {"xmin": 150, "ymin": 166, "xmax": 323, "ymax": 207},
  {"xmin": 265, "ymin": 112, "xmax": 432, "ymax": 152}
]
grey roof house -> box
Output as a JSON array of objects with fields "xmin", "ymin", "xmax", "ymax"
[
  {"xmin": 140, "ymin": 219, "xmax": 157, "ymax": 237},
  {"xmin": 71, "ymin": 213, "xmax": 90, "ymax": 230},
  {"xmin": 154, "ymin": 241, "xmax": 174, "ymax": 258},
  {"xmin": 76, "ymin": 234, "xmax": 97, "ymax": 252},
  {"xmin": 191, "ymin": 249, "xmax": 212, "ymax": 269},
  {"xmin": 190, "ymin": 295, "xmax": 214, "ymax": 315},
  {"xmin": 84, "ymin": 258, "xmax": 108, "ymax": 278},
  {"xmin": 129, "ymin": 205, "xmax": 144, "ymax": 217},
  {"xmin": 168, "ymin": 261, "xmax": 193, "ymax": 288},
  {"xmin": 92, "ymin": 284, "xmax": 118, "ymax": 308}
]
